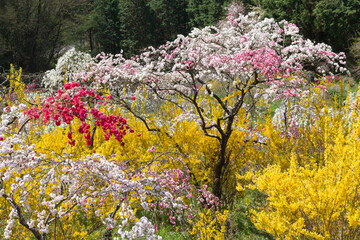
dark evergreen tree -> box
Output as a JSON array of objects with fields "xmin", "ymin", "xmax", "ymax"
[
  {"xmin": 186, "ymin": 0, "xmax": 228, "ymax": 29},
  {"xmin": 148, "ymin": 0, "xmax": 189, "ymax": 45},
  {"xmin": 93, "ymin": 0, "xmax": 123, "ymax": 54},
  {"xmin": 313, "ymin": 0, "xmax": 360, "ymax": 52},
  {"xmin": 0, "ymin": 0, "xmax": 86, "ymax": 72},
  {"xmin": 260, "ymin": 0, "xmax": 360, "ymax": 53},
  {"xmin": 118, "ymin": 0, "xmax": 155, "ymax": 57},
  {"xmin": 65, "ymin": 0, "xmax": 98, "ymax": 53}
]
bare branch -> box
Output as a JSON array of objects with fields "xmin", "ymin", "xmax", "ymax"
[{"xmin": 0, "ymin": 179, "xmax": 43, "ymax": 240}]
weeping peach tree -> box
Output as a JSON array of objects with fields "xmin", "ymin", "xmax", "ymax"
[{"xmin": 78, "ymin": 3, "xmax": 346, "ymax": 199}]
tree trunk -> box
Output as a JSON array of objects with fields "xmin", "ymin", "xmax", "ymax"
[
  {"xmin": 103, "ymin": 229, "xmax": 113, "ymax": 240},
  {"xmin": 213, "ymin": 136, "xmax": 229, "ymax": 200}
]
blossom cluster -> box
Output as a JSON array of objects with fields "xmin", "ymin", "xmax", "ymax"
[
  {"xmin": 42, "ymin": 48, "xmax": 92, "ymax": 91},
  {"xmin": 74, "ymin": 10, "xmax": 345, "ymax": 101},
  {"xmin": 27, "ymin": 82, "xmax": 129, "ymax": 146}
]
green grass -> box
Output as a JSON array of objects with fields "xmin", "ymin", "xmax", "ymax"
[
  {"xmin": 225, "ymin": 190, "xmax": 274, "ymax": 240},
  {"xmin": 157, "ymin": 225, "xmax": 190, "ymax": 240}
]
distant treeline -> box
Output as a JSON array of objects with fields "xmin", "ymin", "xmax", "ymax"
[
  {"xmin": 0, "ymin": 0, "xmax": 232, "ymax": 72},
  {"xmin": 0, "ymin": 0, "xmax": 359, "ymax": 73}
]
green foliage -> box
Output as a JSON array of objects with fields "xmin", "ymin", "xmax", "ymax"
[
  {"xmin": 0, "ymin": 0, "xmax": 236, "ymax": 69},
  {"xmin": 186, "ymin": 0, "xmax": 229, "ymax": 29},
  {"xmin": 87, "ymin": 0, "xmax": 231, "ymax": 57},
  {"xmin": 157, "ymin": 226, "xmax": 190, "ymax": 240},
  {"xmin": 89, "ymin": 0, "xmax": 231, "ymax": 56},
  {"xmin": 118, "ymin": 0, "xmax": 156, "ymax": 57},
  {"xmin": 63, "ymin": 0, "xmax": 98, "ymax": 53},
  {"xmin": 260, "ymin": 0, "xmax": 314, "ymax": 38},
  {"xmin": 313, "ymin": 0, "xmax": 360, "ymax": 52},
  {"xmin": 0, "ymin": 0, "xmax": 358, "ymax": 72},
  {"xmin": 227, "ymin": 190, "xmax": 273, "ymax": 239},
  {"xmin": 93, "ymin": 0, "xmax": 123, "ymax": 54},
  {"xmin": 0, "ymin": 0, "xmax": 89, "ymax": 72},
  {"xmin": 148, "ymin": 0, "xmax": 189, "ymax": 44},
  {"xmin": 259, "ymin": 0, "xmax": 360, "ymax": 53}
]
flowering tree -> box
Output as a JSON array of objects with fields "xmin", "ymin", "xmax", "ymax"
[
  {"xmin": 42, "ymin": 48, "xmax": 92, "ymax": 91},
  {"xmin": 76, "ymin": 3, "xmax": 346, "ymax": 199}
]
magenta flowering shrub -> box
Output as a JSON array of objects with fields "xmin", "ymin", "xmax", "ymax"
[{"xmin": 27, "ymin": 82, "xmax": 130, "ymax": 146}]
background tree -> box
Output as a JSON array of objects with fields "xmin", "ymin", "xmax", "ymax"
[
  {"xmin": 1, "ymin": 0, "xmax": 357, "ymax": 75},
  {"xmin": 187, "ymin": 0, "xmax": 229, "ymax": 29},
  {"xmin": 64, "ymin": 0, "xmax": 98, "ymax": 53},
  {"xmin": 0, "ymin": 0, "xmax": 88, "ymax": 72},
  {"xmin": 118, "ymin": 0, "xmax": 156, "ymax": 57},
  {"xmin": 313, "ymin": 0, "xmax": 360, "ymax": 52},
  {"xmin": 93, "ymin": 0, "xmax": 123, "ymax": 54},
  {"xmin": 259, "ymin": 0, "xmax": 360, "ymax": 53},
  {"xmin": 148, "ymin": 0, "xmax": 189, "ymax": 45}
]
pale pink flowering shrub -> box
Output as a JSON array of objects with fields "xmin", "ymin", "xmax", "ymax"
[{"xmin": 0, "ymin": 105, "xmax": 220, "ymax": 239}]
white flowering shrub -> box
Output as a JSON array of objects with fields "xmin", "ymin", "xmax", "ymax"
[{"xmin": 42, "ymin": 48, "xmax": 92, "ymax": 91}]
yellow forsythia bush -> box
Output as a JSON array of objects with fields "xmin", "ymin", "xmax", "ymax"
[
  {"xmin": 248, "ymin": 94, "xmax": 360, "ymax": 239},
  {"xmin": 189, "ymin": 209, "xmax": 229, "ymax": 240}
]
